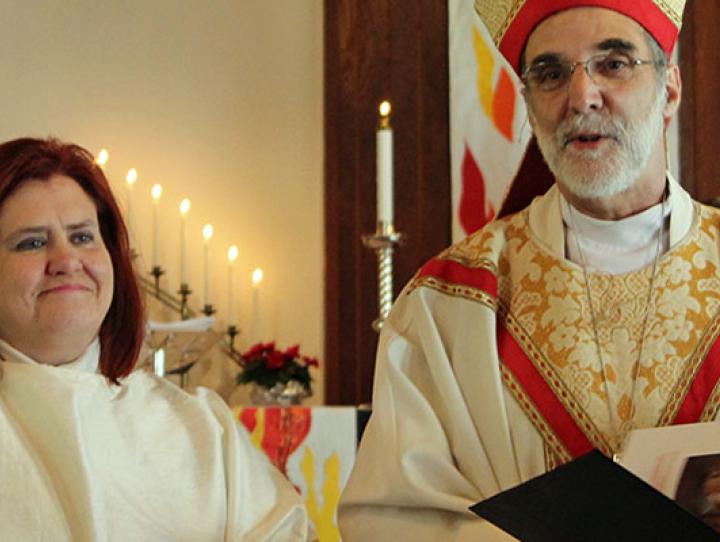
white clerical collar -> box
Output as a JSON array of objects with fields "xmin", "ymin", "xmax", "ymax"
[
  {"xmin": 561, "ymin": 193, "xmax": 671, "ymax": 274},
  {"xmin": 0, "ymin": 338, "xmax": 100, "ymax": 373}
]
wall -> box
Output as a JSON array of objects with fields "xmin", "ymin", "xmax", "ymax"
[{"xmin": 0, "ymin": 0, "xmax": 325, "ymax": 403}]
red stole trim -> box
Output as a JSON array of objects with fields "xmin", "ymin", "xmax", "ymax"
[
  {"xmin": 498, "ymin": 321, "xmax": 595, "ymax": 458},
  {"xmin": 500, "ymin": 319, "xmax": 720, "ymax": 460},
  {"xmin": 673, "ymin": 333, "xmax": 720, "ymax": 424},
  {"xmin": 417, "ymin": 258, "xmax": 498, "ymax": 300}
]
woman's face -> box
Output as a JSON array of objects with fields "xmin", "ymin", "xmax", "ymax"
[{"xmin": 0, "ymin": 175, "xmax": 113, "ymax": 364}]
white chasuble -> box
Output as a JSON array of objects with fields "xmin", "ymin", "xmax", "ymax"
[
  {"xmin": 0, "ymin": 341, "xmax": 308, "ymax": 541},
  {"xmin": 339, "ymin": 176, "xmax": 720, "ymax": 541}
]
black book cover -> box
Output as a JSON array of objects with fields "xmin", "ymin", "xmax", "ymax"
[{"xmin": 470, "ymin": 450, "xmax": 719, "ymax": 541}]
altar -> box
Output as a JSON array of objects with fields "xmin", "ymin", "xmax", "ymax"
[{"xmin": 233, "ymin": 405, "xmax": 369, "ymax": 542}]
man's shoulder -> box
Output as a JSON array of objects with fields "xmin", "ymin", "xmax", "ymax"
[
  {"xmin": 698, "ymin": 201, "xmax": 720, "ymax": 220},
  {"xmin": 405, "ymin": 212, "xmax": 525, "ymax": 307},
  {"xmin": 424, "ymin": 211, "xmax": 522, "ymax": 273}
]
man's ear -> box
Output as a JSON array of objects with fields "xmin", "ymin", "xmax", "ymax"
[
  {"xmin": 663, "ymin": 64, "xmax": 681, "ymax": 129},
  {"xmin": 525, "ymin": 103, "xmax": 538, "ymax": 132}
]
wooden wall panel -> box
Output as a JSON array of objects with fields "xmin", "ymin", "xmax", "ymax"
[
  {"xmin": 324, "ymin": 1, "xmax": 451, "ymax": 405},
  {"xmin": 679, "ymin": 0, "xmax": 720, "ymax": 203}
]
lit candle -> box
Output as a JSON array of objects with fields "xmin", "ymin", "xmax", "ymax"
[
  {"xmin": 202, "ymin": 224, "xmax": 214, "ymax": 306},
  {"xmin": 151, "ymin": 184, "xmax": 163, "ymax": 268},
  {"xmin": 95, "ymin": 149, "xmax": 109, "ymax": 168},
  {"xmin": 227, "ymin": 245, "xmax": 239, "ymax": 325},
  {"xmin": 377, "ymin": 100, "xmax": 394, "ymax": 225},
  {"xmin": 179, "ymin": 198, "xmax": 191, "ymax": 286},
  {"xmin": 251, "ymin": 267, "xmax": 263, "ymax": 340},
  {"xmin": 125, "ymin": 168, "xmax": 137, "ymax": 243}
]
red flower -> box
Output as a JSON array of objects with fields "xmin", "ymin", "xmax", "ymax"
[
  {"xmin": 284, "ymin": 344, "xmax": 300, "ymax": 358},
  {"xmin": 266, "ymin": 351, "xmax": 286, "ymax": 369},
  {"xmin": 303, "ymin": 356, "xmax": 319, "ymax": 368},
  {"xmin": 243, "ymin": 341, "xmax": 276, "ymax": 360}
]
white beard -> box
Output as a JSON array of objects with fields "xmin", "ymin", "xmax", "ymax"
[{"xmin": 532, "ymin": 88, "xmax": 666, "ymax": 200}]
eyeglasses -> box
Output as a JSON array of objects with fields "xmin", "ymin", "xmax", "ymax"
[{"xmin": 522, "ymin": 52, "xmax": 659, "ymax": 92}]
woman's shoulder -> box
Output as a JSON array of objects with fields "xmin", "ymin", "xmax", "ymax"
[{"xmin": 118, "ymin": 371, "xmax": 235, "ymax": 431}]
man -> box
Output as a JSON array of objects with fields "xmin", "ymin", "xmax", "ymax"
[{"xmin": 338, "ymin": 1, "xmax": 715, "ymax": 540}]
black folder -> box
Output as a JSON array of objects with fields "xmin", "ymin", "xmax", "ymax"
[{"xmin": 470, "ymin": 450, "xmax": 719, "ymax": 541}]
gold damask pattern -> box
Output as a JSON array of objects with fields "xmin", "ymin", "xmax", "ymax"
[
  {"xmin": 502, "ymin": 311, "xmax": 613, "ymax": 455},
  {"xmin": 473, "ymin": 0, "xmax": 527, "ymax": 45},
  {"xmin": 496, "ymin": 204, "xmax": 720, "ymax": 453},
  {"xmin": 408, "ymin": 233, "xmax": 503, "ymax": 310},
  {"xmin": 653, "ymin": 0, "xmax": 686, "ymax": 27}
]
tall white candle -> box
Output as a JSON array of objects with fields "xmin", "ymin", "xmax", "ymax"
[
  {"xmin": 227, "ymin": 245, "xmax": 239, "ymax": 325},
  {"xmin": 179, "ymin": 198, "xmax": 191, "ymax": 286},
  {"xmin": 202, "ymin": 224, "xmax": 214, "ymax": 306},
  {"xmin": 151, "ymin": 184, "xmax": 163, "ymax": 268},
  {"xmin": 125, "ymin": 168, "xmax": 137, "ymax": 244},
  {"xmin": 377, "ymin": 100, "xmax": 394, "ymax": 224},
  {"xmin": 251, "ymin": 267, "xmax": 263, "ymax": 340}
]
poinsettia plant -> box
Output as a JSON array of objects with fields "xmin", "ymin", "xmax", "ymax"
[{"xmin": 236, "ymin": 342, "xmax": 319, "ymax": 393}]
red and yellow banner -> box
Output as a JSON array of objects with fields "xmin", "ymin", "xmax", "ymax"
[{"xmin": 449, "ymin": 0, "xmax": 530, "ymax": 240}]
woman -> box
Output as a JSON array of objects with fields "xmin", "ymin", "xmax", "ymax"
[{"xmin": 0, "ymin": 138, "xmax": 307, "ymax": 541}]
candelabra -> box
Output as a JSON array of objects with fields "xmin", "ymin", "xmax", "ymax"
[
  {"xmin": 178, "ymin": 283, "xmax": 192, "ymax": 320},
  {"xmin": 227, "ymin": 325, "xmax": 239, "ymax": 352},
  {"xmin": 362, "ymin": 221, "xmax": 402, "ymax": 332},
  {"xmin": 150, "ymin": 265, "xmax": 165, "ymax": 297},
  {"xmin": 202, "ymin": 304, "xmax": 216, "ymax": 317}
]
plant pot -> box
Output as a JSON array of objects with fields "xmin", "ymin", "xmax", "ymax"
[{"xmin": 249, "ymin": 380, "xmax": 309, "ymax": 406}]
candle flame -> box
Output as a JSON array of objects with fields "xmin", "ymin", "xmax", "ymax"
[
  {"xmin": 228, "ymin": 245, "xmax": 239, "ymax": 263},
  {"xmin": 179, "ymin": 198, "xmax": 191, "ymax": 216},
  {"xmin": 126, "ymin": 168, "xmax": 138, "ymax": 186},
  {"xmin": 379, "ymin": 100, "xmax": 391, "ymax": 117},
  {"xmin": 151, "ymin": 184, "xmax": 163, "ymax": 201},
  {"xmin": 252, "ymin": 267, "xmax": 264, "ymax": 286},
  {"xmin": 203, "ymin": 224, "xmax": 214, "ymax": 241},
  {"xmin": 96, "ymin": 149, "xmax": 109, "ymax": 166}
]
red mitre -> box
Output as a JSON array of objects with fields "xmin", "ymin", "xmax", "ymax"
[
  {"xmin": 473, "ymin": 0, "xmax": 686, "ymax": 218},
  {"xmin": 480, "ymin": 0, "xmax": 685, "ymax": 74}
]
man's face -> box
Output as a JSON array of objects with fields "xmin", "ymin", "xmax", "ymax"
[{"xmin": 523, "ymin": 7, "xmax": 677, "ymax": 200}]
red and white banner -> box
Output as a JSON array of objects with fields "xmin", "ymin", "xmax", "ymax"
[{"xmin": 448, "ymin": 0, "xmax": 531, "ymax": 242}]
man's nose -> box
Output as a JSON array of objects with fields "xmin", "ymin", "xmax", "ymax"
[
  {"xmin": 566, "ymin": 63, "xmax": 604, "ymax": 114},
  {"xmin": 46, "ymin": 242, "xmax": 82, "ymax": 275}
]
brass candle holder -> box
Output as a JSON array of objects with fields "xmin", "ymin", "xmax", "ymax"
[
  {"xmin": 177, "ymin": 283, "xmax": 192, "ymax": 320},
  {"xmin": 150, "ymin": 265, "xmax": 165, "ymax": 297},
  {"xmin": 227, "ymin": 324, "xmax": 239, "ymax": 352},
  {"xmin": 362, "ymin": 221, "xmax": 402, "ymax": 331}
]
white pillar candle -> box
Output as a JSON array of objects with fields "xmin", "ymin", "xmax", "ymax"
[
  {"xmin": 179, "ymin": 198, "xmax": 191, "ymax": 285},
  {"xmin": 125, "ymin": 168, "xmax": 137, "ymax": 244},
  {"xmin": 202, "ymin": 224, "xmax": 213, "ymax": 305},
  {"xmin": 377, "ymin": 100, "xmax": 394, "ymax": 224},
  {"xmin": 151, "ymin": 184, "xmax": 163, "ymax": 268},
  {"xmin": 227, "ymin": 245, "xmax": 239, "ymax": 325},
  {"xmin": 251, "ymin": 267, "xmax": 263, "ymax": 340}
]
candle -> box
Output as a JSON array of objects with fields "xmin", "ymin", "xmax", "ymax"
[
  {"xmin": 151, "ymin": 184, "xmax": 163, "ymax": 268},
  {"xmin": 125, "ymin": 168, "xmax": 137, "ymax": 244},
  {"xmin": 179, "ymin": 198, "xmax": 191, "ymax": 286},
  {"xmin": 227, "ymin": 245, "xmax": 239, "ymax": 325},
  {"xmin": 202, "ymin": 224, "xmax": 214, "ymax": 306},
  {"xmin": 95, "ymin": 149, "xmax": 109, "ymax": 168},
  {"xmin": 377, "ymin": 100, "xmax": 394, "ymax": 224},
  {"xmin": 251, "ymin": 267, "xmax": 263, "ymax": 340}
]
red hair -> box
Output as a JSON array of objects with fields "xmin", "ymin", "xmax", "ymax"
[{"xmin": 0, "ymin": 137, "xmax": 144, "ymax": 382}]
